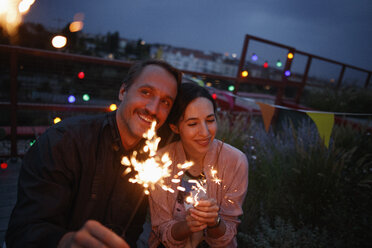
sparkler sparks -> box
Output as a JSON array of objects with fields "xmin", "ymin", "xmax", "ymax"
[
  {"xmin": 120, "ymin": 120, "xmax": 224, "ymax": 208},
  {"xmin": 121, "ymin": 121, "xmax": 192, "ymax": 195}
]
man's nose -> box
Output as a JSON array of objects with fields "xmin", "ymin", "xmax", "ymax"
[{"xmin": 145, "ymin": 98, "xmax": 160, "ymax": 115}]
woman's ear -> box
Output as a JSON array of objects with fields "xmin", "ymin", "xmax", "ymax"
[{"xmin": 169, "ymin": 124, "xmax": 179, "ymax": 134}]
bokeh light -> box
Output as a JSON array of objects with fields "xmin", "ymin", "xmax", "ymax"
[
  {"xmin": 251, "ymin": 53, "xmax": 258, "ymax": 61},
  {"xmin": 69, "ymin": 21, "xmax": 84, "ymax": 32},
  {"xmin": 18, "ymin": 0, "xmax": 35, "ymax": 13},
  {"xmin": 53, "ymin": 117, "xmax": 61, "ymax": 124},
  {"xmin": 82, "ymin": 94, "xmax": 90, "ymax": 101},
  {"xmin": 52, "ymin": 35, "xmax": 67, "ymax": 48},
  {"xmin": 109, "ymin": 104, "xmax": 117, "ymax": 111},
  {"xmin": 276, "ymin": 60, "xmax": 282, "ymax": 67},
  {"xmin": 78, "ymin": 71, "xmax": 85, "ymax": 79},
  {"xmin": 263, "ymin": 61, "xmax": 269, "ymax": 68},
  {"xmin": 284, "ymin": 70, "xmax": 291, "ymax": 77},
  {"xmin": 287, "ymin": 52, "xmax": 294, "ymax": 60},
  {"xmin": 1, "ymin": 162, "xmax": 8, "ymax": 169},
  {"xmin": 228, "ymin": 85, "xmax": 235, "ymax": 92},
  {"xmin": 0, "ymin": 0, "xmax": 36, "ymax": 36},
  {"xmin": 212, "ymin": 93, "xmax": 217, "ymax": 100},
  {"xmin": 241, "ymin": 70, "xmax": 248, "ymax": 77},
  {"xmin": 68, "ymin": 95, "xmax": 76, "ymax": 103}
]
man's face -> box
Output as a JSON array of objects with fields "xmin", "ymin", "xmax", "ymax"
[{"xmin": 116, "ymin": 65, "xmax": 178, "ymax": 149}]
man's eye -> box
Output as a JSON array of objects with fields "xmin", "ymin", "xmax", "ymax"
[
  {"xmin": 187, "ymin": 123, "xmax": 197, "ymax": 126},
  {"xmin": 161, "ymin": 99, "xmax": 171, "ymax": 107},
  {"xmin": 140, "ymin": 89, "xmax": 151, "ymax": 96}
]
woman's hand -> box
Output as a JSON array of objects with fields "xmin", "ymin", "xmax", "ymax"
[
  {"xmin": 185, "ymin": 211, "xmax": 208, "ymax": 233},
  {"xmin": 189, "ymin": 198, "xmax": 219, "ymax": 227}
]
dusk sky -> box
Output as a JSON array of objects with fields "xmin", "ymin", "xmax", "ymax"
[{"xmin": 24, "ymin": 0, "xmax": 372, "ymax": 71}]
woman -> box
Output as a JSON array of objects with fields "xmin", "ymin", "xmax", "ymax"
[{"xmin": 149, "ymin": 83, "xmax": 248, "ymax": 247}]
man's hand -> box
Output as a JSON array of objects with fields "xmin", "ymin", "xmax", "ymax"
[
  {"xmin": 57, "ymin": 220, "xmax": 130, "ymax": 248},
  {"xmin": 189, "ymin": 199, "xmax": 219, "ymax": 227}
]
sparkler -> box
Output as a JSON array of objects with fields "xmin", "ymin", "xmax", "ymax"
[{"xmin": 121, "ymin": 121, "xmax": 175, "ymax": 195}]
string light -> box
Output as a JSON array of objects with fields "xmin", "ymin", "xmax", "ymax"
[
  {"xmin": 51, "ymin": 35, "xmax": 67, "ymax": 49},
  {"xmin": 109, "ymin": 104, "xmax": 117, "ymax": 111},
  {"xmin": 276, "ymin": 60, "xmax": 282, "ymax": 68},
  {"xmin": 251, "ymin": 53, "xmax": 258, "ymax": 61},
  {"xmin": 78, "ymin": 71, "xmax": 85, "ymax": 79},
  {"xmin": 241, "ymin": 70, "xmax": 248, "ymax": 77},
  {"xmin": 68, "ymin": 95, "xmax": 76, "ymax": 103},
  {"xmin": 53, "ymin": 117, "xmax": 61, "ymax": 124},
  {"xmin": 82, "ymin": 94, "xmax": 90, "ymax": 101}
]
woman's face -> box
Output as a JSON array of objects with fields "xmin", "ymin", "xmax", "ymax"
[{"xmin": 171, "ymin": 97, "xmax": 217, "ymax": 158}]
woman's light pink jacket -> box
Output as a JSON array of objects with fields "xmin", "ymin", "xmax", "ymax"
[{"xmin": 149, "ymin": 139, "xmax": 249, "ymax": 248}]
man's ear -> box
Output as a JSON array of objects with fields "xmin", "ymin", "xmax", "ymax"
[
  {"xmin": 169, "ymin": 124, "xmax": 179, "ymax": 134},
  {"xmin": 118, "ymin": 84, "xmax": 126, "ymax": 101}
]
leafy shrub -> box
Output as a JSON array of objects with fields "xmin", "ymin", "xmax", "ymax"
[{"xmin": 217, "ymin": 113, "xmax": 372, "ymax": 247}]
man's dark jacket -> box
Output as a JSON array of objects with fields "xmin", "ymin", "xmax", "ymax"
[{"xmin": 6, "ymin": 111, "xmax": 147, "ymax": 247}]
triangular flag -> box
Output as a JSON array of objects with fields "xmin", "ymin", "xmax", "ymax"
[
  {"xmin": 307, "ymin": 112, "xmax": 335, "ymax": 148},
  {"xmin": 257, "ymin": 102, "xmax": 276, "ymax": 132}
]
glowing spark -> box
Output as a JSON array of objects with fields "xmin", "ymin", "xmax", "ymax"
[
  {"xmin": 186, "ymin": 196, "xmax": 193, "ymax": 204},
  {"xmin": 121, "ymin": 156, "xmax": 131, "ymax": 166},
  {"xmin": 171, "ymin": 179, "xmax": 180, "ymax": 183},
  {"xmin": 211, "ymin": 169, "xmax": 222, "ymax": 185},
  {"xmin": 187, "ymin": 179, "xmax": 207, "ymax": 206},
  {"xmin": 177, "ymin": 162, "xmax": 194, "ymax": 170},
  {"xmin": 122, "ymin": 167, "xmax": 132, "ymax": 176},
  {"xmin": 228, "ymin": 199, "xmax": 234, "ymax": 204},
  {"xmin": 121, "ymin": 121, "xmax": 181, "ymax": 195},
  {"xmin": 177, "ymin": 186, "xmax": 186, "ymax": 191}
]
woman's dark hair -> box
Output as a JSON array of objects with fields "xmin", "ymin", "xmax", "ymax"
[
  {"xmin": 122, "ymin": 59, "xmax": 182, "ymax": 90},
  {"xmin": 167, "ymin": 83, "xmax": 217, "ymax": 125},
  {"xmin": 157, "ymin": 82, "xmax": 217, "ymax": 146}
]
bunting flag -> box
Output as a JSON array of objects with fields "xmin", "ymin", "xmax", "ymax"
[
  {"xmin": 257, "ymin": 102, "xmax": 276, "ymax": 132},
  {"xmin": 306, "ymin": 112, "xmax": 335, "ymax": 148}
]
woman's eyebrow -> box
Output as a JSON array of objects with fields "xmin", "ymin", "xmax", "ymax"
[{"xmin": 185, "ymin": 114, "xmax": 215, "ymax": 122}]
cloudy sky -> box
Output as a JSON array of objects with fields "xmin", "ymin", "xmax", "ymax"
[{"xmin": 24, "ymin": 0, "xmax": 372, "ymax": 71}]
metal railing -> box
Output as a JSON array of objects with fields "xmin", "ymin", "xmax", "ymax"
[
  {"xmin": 235, "ymin": 34, "xmax": 372, "ymax": 105},
  {"xmin": 1, "ymin": 34, "xmax": 371, "ymax": 157}
]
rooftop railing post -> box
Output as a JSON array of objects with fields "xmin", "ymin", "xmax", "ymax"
[
  {"xmin": 276, "ymin": 48, "xmax": 295, "ymax": 105},
  {"xmin": 364, "ymin": 72, "xmax": 371, "ymax": 89},
  {"xmin": 234, "ymin": 35, "xmax": 250, "ymax": 95},
  {"xmin": 336, "ymin": 65, "xmax": 346, "ymax": 90},
  {"xmin": 10, "ymin": 50, "xmax": 18, "ymax": 158},
  {"xmin": 295, "ymin": 56, "xmax": 312, "ymax": 104}
]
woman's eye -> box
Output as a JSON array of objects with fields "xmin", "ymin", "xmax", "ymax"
[{"xmin": 207, "ymin": 119, "xmax": 216, "ymax": 123}]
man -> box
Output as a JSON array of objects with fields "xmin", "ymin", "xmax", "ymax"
[{"xmin": 6, "ymin": 60, "xmax": 181, "ymax": 248}]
